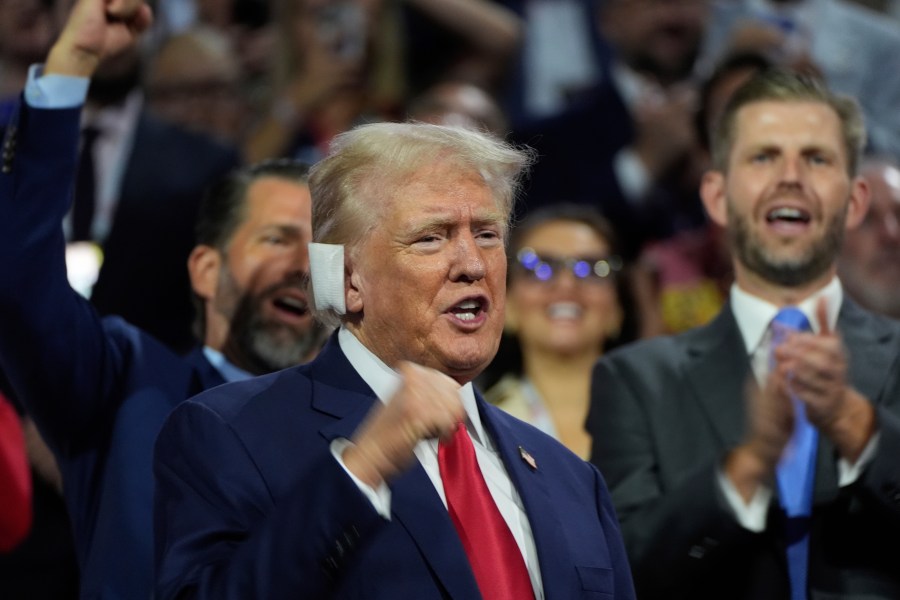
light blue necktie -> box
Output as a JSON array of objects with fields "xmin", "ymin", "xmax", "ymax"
[{"xmin": 770, "ymin": 306, "xmax": 816, "ymax": 600}]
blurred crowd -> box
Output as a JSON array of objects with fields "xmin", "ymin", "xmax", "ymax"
[{"xmin": 2, "ymin": 0, "xmax": 900, "ymax": 597}]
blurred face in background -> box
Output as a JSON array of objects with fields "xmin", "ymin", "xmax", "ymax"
[
  {"xmin": 599, "ymin": 0, "xmax": 709, "ymax": 85},
  {"xmin": 146, "ymin": 28, "xmax": 245, "ymax": 144},
  {"xmin": 839, "ymin": 162, "xmax": 900, "ymax": 317},
  {"xmin": 0, "ymin": 0, "xmax": 60, "ymax": 71},
  {"xmin": 506, "ymin": 219, "xmax": 623, "ymax": 359}
]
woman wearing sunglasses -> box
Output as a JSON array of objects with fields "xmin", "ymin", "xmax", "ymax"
[{"xmin": 483, "ymin": 204, "xmax": 637, "ymax": 459}]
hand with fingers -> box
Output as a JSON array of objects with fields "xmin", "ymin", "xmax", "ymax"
[
  {"xmin": 343, "ymin": 362, "xmax": 465, "ymax": 488},
  {"xmin": 46, "ymin": 0, "xmax": 152, "ymax": 78},
  {"xmin": 725, "ymin": 374, "xmax": 795, "ymax": 503},
  {"xmin": 772, "ymin": 299, "xmax": 877, "ymax": 463}
]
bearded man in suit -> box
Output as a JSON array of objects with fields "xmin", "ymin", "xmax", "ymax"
[{"xmin": 587, "ymin": 68, "xmax": 900, "ymax": 599}]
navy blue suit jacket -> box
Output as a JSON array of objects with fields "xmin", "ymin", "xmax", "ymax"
[
  {"xmin": 154, "ymin": 335, "xmax": 636, "ymax": 599},
  {"xmin": 0, "ymin": 99, "xmax": 225, "ymax": 598}
]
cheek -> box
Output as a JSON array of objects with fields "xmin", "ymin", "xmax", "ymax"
[{"xmin": 506, "ymin": 284, "xmax": 545, "ymax": 314}]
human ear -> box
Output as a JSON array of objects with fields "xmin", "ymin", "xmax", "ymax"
[
  {"xmin": 188, "ymin": 245, "xmax": 222, "ymax": 301},
  {"xmin": 844, "ymin": 176, "xmax": 871, "ymax": 230},
  {"xmin": 345, "ymin": 265, "xmax": 364, "ymax": 314},
  {"xmin": 700, "ymin": 170, "xmax": 728, "ymax": 227}
]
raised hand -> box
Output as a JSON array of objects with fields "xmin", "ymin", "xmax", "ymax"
[
  {"xmin": 46, "ymin": 0, "xmax": 152, "ymax": 78},
  {"xmin": 343, "ymin": 362, "xmax": 465, "ymax": 488},
  {"xmin": 725, "ymin": 374, "xmax": 794, "ymax": 503},
  {"xmin": 772, "ymin": 299, "xmax": 876, "ymax": 462}
]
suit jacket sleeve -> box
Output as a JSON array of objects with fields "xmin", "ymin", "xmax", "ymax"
[
  {"xmin": 587, "ymin": 351, "xmax": 766, "ymax": 596},
  {"xmin": 0, "ymin": 100, "xmax": 133, "ymax": 455},
  {"xmin": 154, "ymin": 398, "xmax": 388, "ymax": 599}
]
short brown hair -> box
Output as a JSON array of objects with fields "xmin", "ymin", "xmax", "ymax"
[{"xmin": 710, "ymin": 68, "xmax": 866, "ymax": 176}]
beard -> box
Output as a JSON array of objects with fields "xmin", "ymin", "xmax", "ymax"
[
  {"xmin": 728, "ymin": 201, "xmax": 847, "ymax": 287},
  {"xmin": 214, "ymin": 268, "xmax": 327, "ymax": 375}
]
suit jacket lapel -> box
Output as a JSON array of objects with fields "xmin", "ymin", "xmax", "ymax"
[
  {"xmin": 684, "ymin": 306, "xmax": 753, "ymax": 449},
  {"xmin": 311, "ymin": 336, "xmax": 481, "ymax": 599},
  {"xmin": 479, "ymin": 400, "xmax": 580, "ymax": 600},
  {"xmin": 841, "ymin": 298, "xmax": 896, "ymax": 404}
]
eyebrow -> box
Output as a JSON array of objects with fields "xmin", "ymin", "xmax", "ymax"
[{"xmin": 405, "ymin": 210, "xmax": 506, "ymax": 233}]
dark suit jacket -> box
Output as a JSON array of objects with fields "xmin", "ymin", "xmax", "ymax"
[
  {"xmin": 154, "ymin": 334, "xmax": 636, "ymax": 599},
  {"xmin": 89, "ymin": 110, "xmax": 241, "ymax": 354},
  {"xmin": 587, "ymin": 300, "xmax": 900, "ymax": 599},
  {"xmin": 0, "ymin": 99, "xmax": 226, "ymax": 598}
]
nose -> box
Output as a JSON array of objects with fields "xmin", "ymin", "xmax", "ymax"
[
  {"xmin": 450, "ymin": 233, "xmax": 486, "ymax": 282},
  {"xmin": 779, "ymin": 154, "xmax": 804, "ymax": 185}
]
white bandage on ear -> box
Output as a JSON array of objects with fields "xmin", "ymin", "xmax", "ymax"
[{"xmin": 308, "ymin": 242, "xmax": 346, "ymax": 314}]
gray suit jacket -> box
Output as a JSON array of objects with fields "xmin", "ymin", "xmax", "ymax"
[{"xmin": 587, "ymin": 298, "xmax": 900, "ymax": 599}]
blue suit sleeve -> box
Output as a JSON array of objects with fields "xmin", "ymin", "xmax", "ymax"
[
  {"xmin": 153, "ymin": 399, "xmax": 388, "ymax": 599},
  {"xmin": 0, "ymin": 100, "xmax": 129, "ymax": 454}
]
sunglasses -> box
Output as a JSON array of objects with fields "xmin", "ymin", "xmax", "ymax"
[{"xmin": 515, "ymin": 248, "xmax": 622, "ymax": 283}]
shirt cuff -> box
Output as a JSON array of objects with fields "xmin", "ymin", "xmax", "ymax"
[
  {"xmin": 717, "ymin": 469, "xmax": 772, "ymax": 532},
  {"xmin": 613, "ymin": 147, "xmax": 651, "ymax": 205},
  {"xmin": 838, "ymin": 431, "xmax": 880, "ymax": 486},
  {"xmin": 24, "ymin": 64, "xmax": 90, "ymax": 109},
  {"xmin": 330, "ymin": 438, "xmax": 392, "ymax": 519}
]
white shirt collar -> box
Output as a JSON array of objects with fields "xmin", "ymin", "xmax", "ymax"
[
  {"xmin": 337, "ymin": 326, "xmax": 488, "ymax": 447},
  {"xmin": 730, "ymin": 276, "xmax": 843, "ymax": 355},
  {"xmin": 202, "ymin": 346, "xmax": 254, "ymax": 383}
]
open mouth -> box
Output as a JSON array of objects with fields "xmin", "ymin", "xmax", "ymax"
[
  {"xmin": 448, "ymin": 298, "xmax": 485, "ymax": 322},
  {"xmin": 272, "ymin": 294, "xmax": 309, "ymax": 319},
  {"xmin": 766, "ymin": 206, "xmax": 811, "ymax": 225}
]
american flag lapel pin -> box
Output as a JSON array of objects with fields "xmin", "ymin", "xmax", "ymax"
[{"xmin": 518, "ymin": 446, "xmax": 537, "ymax": 471}]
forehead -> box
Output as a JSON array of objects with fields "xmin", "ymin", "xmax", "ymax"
[
  {"xmin": 521, "ymin": 220, "xmax": 610, "ymax": 255},
  {"xmin": 733, "ymin": 100, "xmax": 844, "ymax": 149},
  {"xmin": 242, "ymin": 177, "xmax": 312, "ymax": 224},
  {"xmin": 382, "ymin": 165, "xmax": 505, "ymax": 224}
]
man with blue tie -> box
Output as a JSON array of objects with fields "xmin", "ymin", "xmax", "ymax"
[
  {"xmin": 153, "ymin": 104, "xmax": 636, "ymax": 597},
  {"xmin": 0, "ymin": 0, "xmax": 326, "ymax": 597},
  {"xmin": 587, "ymin": 68, "xmax": 900, "ymax": 599}
]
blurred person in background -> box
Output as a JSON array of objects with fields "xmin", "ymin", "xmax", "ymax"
[
  {"xmin": 703, "ymin": 0, "xmax": 900, "ymax": 158},
  {"xmin": 515, "ymin": 0, "xmax": 711, "ymax": 259},
  {"xmin": 145, "ymin": 25, "xmax": 248, "ymax": 146},
  {"xmin": 638, "ymin": 51, "xmax": 772, "ymax": 336},
  {"xmin": 243, "ymin": 0, "xmax": 400, "ymax": 164},
  {"xmin": 0, "ymin": 0, "xmax": 62, "ymax": 123},
  {"xmin": 406, "ymin": 78, "xmax": 508, "ymax": 135},
  {"xmin": 483, "ymin": 204, "xmax": 632, "ymax": 459},
  {"xmin": 0, "ymin": 2, "xmax": 325, "ymax": 596},
  {"xmin": 839, "ymin": 156, "xmax": 900, "ymax": 319},
  {"xmin": 589, "ymin": 67, "xmax": 900, "ymax": 600}
]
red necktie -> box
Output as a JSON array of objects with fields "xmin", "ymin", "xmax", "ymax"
[
  {"xmin": 438, "ymin": 422, "xmax": 535, "ymax": 600},
  {"xmin": 0, "ymin": 392, "xmax": 32, "ymax": 552}
]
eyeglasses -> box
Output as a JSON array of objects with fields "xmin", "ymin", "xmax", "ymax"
[{"xmin": 515, "ymin": 248, "xmax": 622, "ymax": 283}]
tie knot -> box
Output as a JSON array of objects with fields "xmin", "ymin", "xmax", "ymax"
[{"xmin": 773, "ymin": 306, "xmax": 811, "ymax": 333}]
